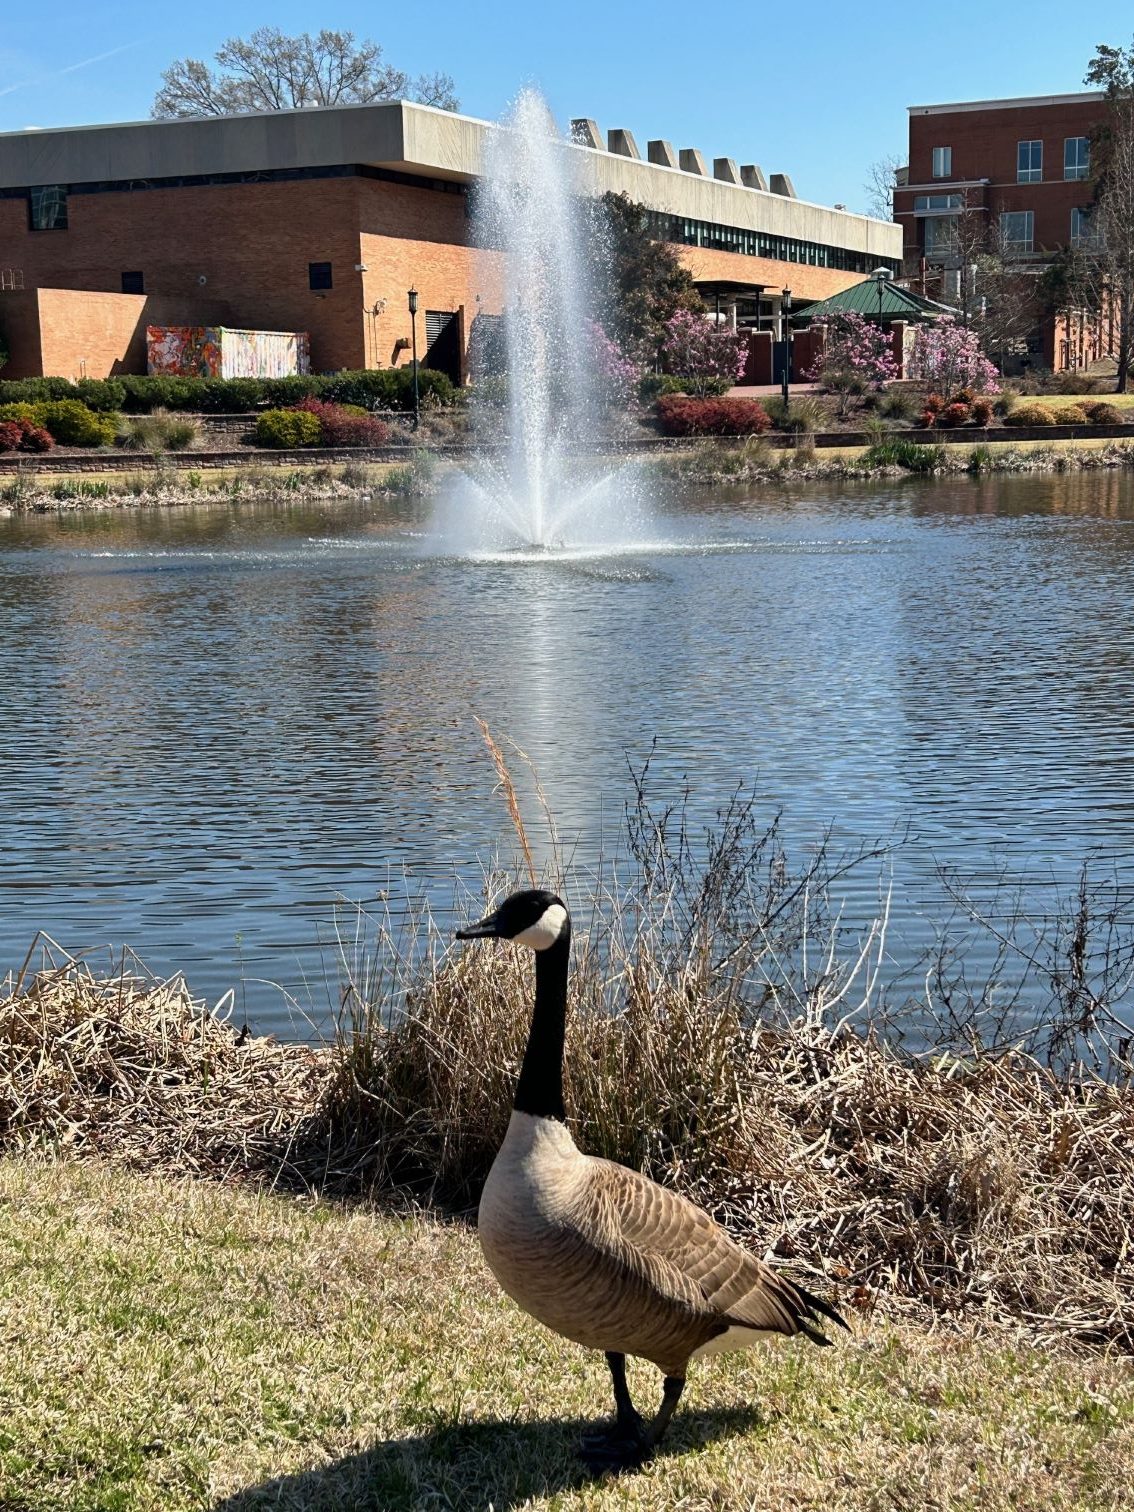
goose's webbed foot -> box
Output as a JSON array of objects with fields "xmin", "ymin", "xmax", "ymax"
[
  {"xmin": 579, "ymin": 1414, "xmax": 650, "ymax": 1472},
  {"xmin": 579, "ymin": 1354, "xmax": 685, "ymax": 1474}
]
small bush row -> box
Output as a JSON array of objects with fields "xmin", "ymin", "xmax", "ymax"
[
  {"xmin": 0, "ymin": 367, "xmax": 459, "ymax": 416},
  {"xmin": 1003, "ymin": 400, "xmax": 1127, "ymax": 428},
  {"xmin": 254, "ymin": 400, "xmax": 391, "ymax": 449},
  {"xmin": 656, "ymin": 395, "xmax": 772, "ymax": 437}
]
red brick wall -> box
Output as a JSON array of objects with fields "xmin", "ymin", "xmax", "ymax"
[
  {"xmin": 896, "ymin": 98, "xmax": 1104, "ymax": 266},
  {"xmin": 0, "ymin": 178, "xmax": 365, "ymax": 371}
]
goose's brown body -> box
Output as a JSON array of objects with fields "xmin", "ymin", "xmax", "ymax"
[{"xmin": 479, "ymin": 1109, "xmax": 826, "ymax": 1379}]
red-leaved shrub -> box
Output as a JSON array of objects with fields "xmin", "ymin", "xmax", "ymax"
[
  {"xmin": 0, "ymin": 421, "xmax": 22, "ymax": 453},
  {"xmin": 294, "ymin": 397, "xmax": 390, "ymax": 447},
  {"xmin": 923, "ymin": 392, "xmax": 946, "ymax": 415},
  {"xmin": 970, "ymin": 398, "xmax": 994, "ymax": 426},
  {"xmin": 656, "ymin": 395, "xmax": 772, "ymax": 437},
  {"xmin": 934, "ymin": 402, "xmax": 972, "ymax": 429},
  {"xmin": 0, "ymin": 417, "xmax": 54, "ymax": 452}
]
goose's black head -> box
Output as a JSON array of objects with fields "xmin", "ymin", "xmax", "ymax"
[{"xmin": 456, "ymin": 888, "xmax": 570, "ymax": 951}]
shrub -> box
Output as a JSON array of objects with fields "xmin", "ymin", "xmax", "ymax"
[
  {"xmin": 0, "ymin": 402, "xmax": 37, "ymax": 424},
  {"xmin": 0, "ymin": 377, "xmax": 74, "ymax": 404},
  {"xmin": 656, "ymin": 395, "xmax": 772, "ymax": 436},
  {"xmin": 1055, "ymin": 404, "xmax": 1088, "ymax": 425},
  {"xmin": 1004, "ymin": 402, "xmax": 1059, "ymax": 427},
  {"xmin": 73, "ymin": 378, "xmax": 126, "ymax": 412},
  {"xmin": 1082, "ymin": 401, "xmax": 1124, "ymax": 425},
  {"xmin": 970, "ymin": 398, "xmax": 994, "ymax": 426},
  {"xmin": 322, "ymin": 367, "xmax": 458, "ymax": 410},
  {"xmin": 294, "ymin": 397, "xmax": 391, "ymax": 447},
  {"xmin": 0, "ymin": 421, "xmax": 22, "ymax": 452},
  {"xmin": 640, "ymin": 373, "xmax": 731, "ymax": 401},
  {"xmin": 934, "ymin": 402, "xmax": 971, "ymax": 429},
  {"xmin": 2, "ymin": 418, "xmax": 54, "ymax": 452},
  {"xmin": 923, "ymin": 392, "xmax": 946, "ymax": 416},
  {"xmin": 254, "ymin": 408, "xmax": 323, "ymax": 448},
  {"xmin": 34, "ymin": 399, "xmax": 117, "ymax": 446}
]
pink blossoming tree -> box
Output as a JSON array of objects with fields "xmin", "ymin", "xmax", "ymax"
[
  {"xmin": 661, "ymin": 310, "xmax": 748, "ymax": 396},
  {"xmin": 908, "ymin": 317, "xmax": 1001, "ymax": 395},
  {"xmin": 805, "ymin": 311, "xmax": 898, "ymax": 412},
  {"xmin": 588, "ymin": 320, "xmax": 641, "ymax": 409}
]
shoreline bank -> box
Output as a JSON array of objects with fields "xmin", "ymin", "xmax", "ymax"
[{"xmin": 5, "ymin": 435, "xmax": 1134, "ymax": 513}]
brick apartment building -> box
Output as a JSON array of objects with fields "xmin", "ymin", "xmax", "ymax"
[
  {"xmin": 0, "ymin": 102, "xmax": 900, "ymax": 382},
  {"xmin": 893, "ymin": 91, "xmax": 1112, "ymax": 371}
]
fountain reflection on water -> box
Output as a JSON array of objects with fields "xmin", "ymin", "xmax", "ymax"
[{"xmin": 429, "ymin": 90, "xmax": 657, "ymax": 558}]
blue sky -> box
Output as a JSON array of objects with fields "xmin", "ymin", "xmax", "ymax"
[{"xmin": 3, "ymin": 2, "xmax": 1132, "ymax": 213}]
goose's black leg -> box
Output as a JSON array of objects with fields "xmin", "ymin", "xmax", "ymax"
[
  {"xmin": 581, "ymin": 1360, "xmax": 686, "ymax": 1473},
  {"xmin": 645, "ymin": 1375, "xmax": 685, "ymax": 1449},
  {"xmin": 579, "ymin": 1352, "xmax": 647, "ymax": 1471}
]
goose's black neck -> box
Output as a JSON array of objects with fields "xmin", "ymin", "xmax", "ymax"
[{"xmin": 513, "ymin": 929, "xmax": 570, "ymax": 1121}]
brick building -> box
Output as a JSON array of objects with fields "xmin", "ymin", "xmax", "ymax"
[
  {"xmin": 0, "ymin": 101, "xmax": 901, "ymax": 381},
  {"xmin": 893, "ymin": 91, "xmax": 1112, "ymax": 370}
]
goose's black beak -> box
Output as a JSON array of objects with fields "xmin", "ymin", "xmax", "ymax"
[{"xmin": 456, "ymin": 909, "xmax": 502, "ymax": 941}]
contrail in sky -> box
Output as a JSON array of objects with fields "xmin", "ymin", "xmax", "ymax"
[{"xmin": 0, "ymin": 42, "xmax": 144, "ymax": 101}]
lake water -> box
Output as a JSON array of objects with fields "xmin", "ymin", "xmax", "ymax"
[{"xmin": 3, "ymin": 469, "xmax": 1134, "ymax": 1037}]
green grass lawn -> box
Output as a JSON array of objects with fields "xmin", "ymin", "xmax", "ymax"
[
  {"xmin": 1041, "ymin": 391, "xmax": 1134, "ymax": 409},
  {"xmin": 1, "ymin": 1159, "xmax": 1131, "ymax": 1512}
]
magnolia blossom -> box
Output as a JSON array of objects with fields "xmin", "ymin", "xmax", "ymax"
[
  {"xmin": 661, "ymin": 310, "xmax": 747, "ymax": 396},
  {"xmin": 587, "ymin": 320, "xmax": 640, "ymax": 408},
  {"xmin": 805, "ymin": 310, "xmax": 898, "ymax": 389},
  {"xmin": 908, "ymin": 317, "xmax": 1001, "ymax": 395}
]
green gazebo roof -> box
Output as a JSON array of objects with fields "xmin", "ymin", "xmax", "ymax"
[{"xmin": 795, "ymin": 280, "xmax": 954, "ymax": 323}]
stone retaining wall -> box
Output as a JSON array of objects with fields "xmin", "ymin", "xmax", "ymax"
[{"xmin": 1, "ymin": 424, "xmax": 1131, "ymax": 475}]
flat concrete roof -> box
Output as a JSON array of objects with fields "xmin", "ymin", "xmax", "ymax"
[{"xmin": 0, "ymin": 100, "xmax": 901, "ymax": 262}]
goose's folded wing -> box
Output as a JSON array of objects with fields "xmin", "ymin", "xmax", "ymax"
[{"xmin": 591, "ymin": 1157, "xmax": 842, "ymax": 1342}]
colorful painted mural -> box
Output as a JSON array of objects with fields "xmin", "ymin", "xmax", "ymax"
[{"xmin": 146, "ymin": 327, "xmax": 311, "ymax": 379}]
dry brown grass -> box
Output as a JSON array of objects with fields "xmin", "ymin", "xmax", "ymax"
[
  {"xmin": 0, "ymin": 943, "xmax": 325, "ymax": 1181},
  {"xmin": 3, "ymin": 920, "xmax": 1132, "ymax": 1353}
]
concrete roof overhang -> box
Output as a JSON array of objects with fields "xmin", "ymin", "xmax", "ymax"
[{"xmin": 0, "ymin": 100, "xmax": 903, "ymax": 264}]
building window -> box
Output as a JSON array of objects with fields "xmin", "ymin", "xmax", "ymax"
[
  {"xmin": 28, "ymin": 185, "xmax": 68, "ymax": 230},
  {"xmin": 308, "ymin": 261, "xmax": 333, "ymax": 290},
  {"xmin": 1017, "ymin": 140, "xmax": 1043, "ymax": 183},
  {"xmin": 923, "ymin": 216, "xmax": 958, "ymax": 262},
  {"xmin": 931, "ymin": 146, "xmax": 952, "ymax": 179},
  {"xmin": 1065, "ymin": 137, "xmax": 1090, "ymax": 180},
  {"xmin": 1000, "ymin": 210, "xmax": 1034, "ymax": 255},
  {"xmin": 1070, "ymin": 207, "xmax": 1099, "ymax": 249},
  {"xmin": 121, "ymin": 270, "xmax": 144, "ymax": 294},
  {"xmin": 913, "ymin": 193, "xmax": 964, "ymax": 213}
]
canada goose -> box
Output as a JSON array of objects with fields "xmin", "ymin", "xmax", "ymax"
[{"xmin": 457, "ymin": 887, "xmax": 848, "ymax": 1471}]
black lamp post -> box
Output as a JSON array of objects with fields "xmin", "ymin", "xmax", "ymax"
[
  {"xmin": 780, "ymin": 288, "xmax": 792, "ymax": 408},
  {"xmin": 407, "ymin": 286, "xmax": 420, "ymax": 431}
]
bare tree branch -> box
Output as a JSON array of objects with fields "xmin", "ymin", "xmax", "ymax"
[{"xmin": 152, "ymin": 28, "xmax": 458, "ymax": 119}]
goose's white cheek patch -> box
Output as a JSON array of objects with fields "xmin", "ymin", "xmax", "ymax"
[{"xmin": 514, "ymin": 903, "xmax": 568, "ymax": 951}]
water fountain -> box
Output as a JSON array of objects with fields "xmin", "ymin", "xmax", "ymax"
[{"xmin": 429, "ymin": 91, "xmax": 654, "ymax": 557}]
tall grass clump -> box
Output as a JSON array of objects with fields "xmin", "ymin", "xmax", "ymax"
[{"xmin": 862, "ymin": 438, "xmax": 944, "ymax": 473}]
